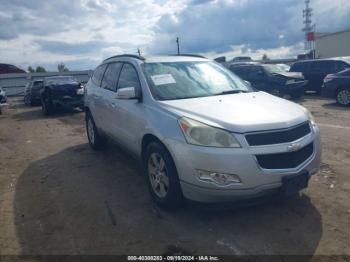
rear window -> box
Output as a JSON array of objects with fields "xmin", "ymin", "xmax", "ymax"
[
  {"xmin": 290, "ymin": 62, "xmax": 308, "ymax": 72},
  {"xmin": 92, "ymin": 64, "xmax": 107, "ymax": 86}
]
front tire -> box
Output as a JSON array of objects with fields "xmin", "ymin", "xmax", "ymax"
[
  {"xmin": 86, "ymin": 112, "xmax": 105, "ymax": 150},
  {"xmin": 290, "ymin": 91, "xmax": 303, "ymax": 99},
  {"xmin": 144, "ymin": 141, "xmax": 183, "ymax": 209},
  {"xmin": 336, "ymin": 87, "xmax": 350, "ymax": 106}
]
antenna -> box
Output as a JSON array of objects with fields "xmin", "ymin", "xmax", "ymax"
[
  {"xmin": 176, "ymin": 37, "xmax": 180, "ymax": 55},
  {"xmin": 137, "ymin": 48, "xmax": 141, "ymax": 56}
]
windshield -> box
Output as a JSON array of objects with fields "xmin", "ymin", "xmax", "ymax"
[
  {"xmin": 46, "ymin": 76, "xmax": 77, "ymax": 85},
  {"xmin": 143, "ymin": 61, "xmax": 252, "ymax": 100},
  {"xmin": 263, "ymin": 64, "xmax": 286, "ymax": 74}
]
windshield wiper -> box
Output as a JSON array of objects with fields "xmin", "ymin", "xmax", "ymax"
[{"xmin": 214, "ymin": 90, "xmax": 249, "ymax": 96}]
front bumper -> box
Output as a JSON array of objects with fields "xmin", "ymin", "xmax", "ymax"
[
  {"xmin": 164, "ymin": 125, "xmax": 321, "ymax": 203},
  {"xmin": 52, "ymin": 95, "xmax": 84, "ymax": 108},
  {"xmin": 286, "ymin": 80, "xmax": 308, "ymax": 95}
]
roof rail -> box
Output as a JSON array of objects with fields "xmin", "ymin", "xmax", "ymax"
[
  {"xmin": 103, "ymin": 54, "xmax": 145, "ymax": 62},
  {"xmin": 169, "ymin": 54, "xmax": 208, "ymax": 59}
]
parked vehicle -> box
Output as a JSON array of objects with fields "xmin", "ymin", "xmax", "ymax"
[
  {"xmin": 323, "ymin": 69, "xmax": 350, "ymax": 106},
  {"xmin": 290, "ymin": 58, "xmax": 350, "ymax": 93},
  {"xmin": 24, "ymin": 79, "xmax": 44, "ymax": 106},
  {"xmin": 40, "ymin": 76, "xmax": 84, "ymax": 115},
  {"xmin": 85, "ymin": 54, "xmax": 321, "ymax": 209},
  {"xmin": 0, "ymin": 87, "xmax": 7, "ymax": 103},
  {"xmin": 229, "ymin": 63, "xmax": 307, "ymax": 98}
]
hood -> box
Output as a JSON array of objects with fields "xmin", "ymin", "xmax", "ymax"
[
  {"xmin": 159, "ymin": 92, "xmax": 308, "ymax": 133},
  {"xmin": 274, "ymin": 71, "xmax": 304, "ymax": 79}
]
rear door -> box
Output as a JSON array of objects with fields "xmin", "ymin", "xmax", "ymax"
[
  {"xmin": 98, "ymin": 62, "xmax": 123, "ymax": 136},
  {"xmin": 87, "ymin": 64, "xmax": 107, "ymax": 127}
]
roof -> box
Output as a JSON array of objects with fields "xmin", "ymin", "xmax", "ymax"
[
  {"xmin": 293, "ymin": 57, "xmax": 350, "ymax": 63},
  {"xmin": 316, "ymin": 28, "xmax": 350, "ymax": 39},
  {"xmin": 104, "ymin": 54, "xmax": 209, "ymax": 63}
]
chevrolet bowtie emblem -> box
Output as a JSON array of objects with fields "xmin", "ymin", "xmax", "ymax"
[{"xmin": 287, "ymin": 143, "xmax": 302, "ymax": 152}]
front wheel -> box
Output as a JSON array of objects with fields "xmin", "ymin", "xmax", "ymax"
[
  {"xmin": 336, "ymin": 87, "xmax": 350, "ymax": 106},
  {"xmin": 144, "ymin": 141, "xmax": 183, "ymax": 209},
  {"xmin": 270, "ymin": 88, "xmax": 283, "ymax": 97},
  {"xmin": 86, "ymin": 112, "xmax": 105, "ymax": 150},
  {"xmin": 290, "ymin": 91, "xmax": 303, "ymax": 99}
]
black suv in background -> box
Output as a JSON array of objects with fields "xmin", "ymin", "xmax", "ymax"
[
  {"xmin": 290, "ymin": 58, "xmax": 350, "ymax": 93},
  {"xmin": 229, "ymin": 63, "xmax": 307, "ymax": 98},
  {"xmin": 323, "ymin": 69, "xmax": 350, "ymax": 106}
]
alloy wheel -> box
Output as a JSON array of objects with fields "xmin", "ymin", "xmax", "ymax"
[
  {"xmin": 337, "ymin": 89, "xmax": 350, "ymax": 105},
  {"xmin": 148, "ymin": 153, "xmax": 169, "ymax": 198}
]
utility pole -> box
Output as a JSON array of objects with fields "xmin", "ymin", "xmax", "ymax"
[{"xmin": 176, "ymin": 37, "xmax": 180, "ymax": 55}]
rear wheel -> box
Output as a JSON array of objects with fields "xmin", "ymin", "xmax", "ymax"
[
  {"xmin": 86, "ymin": 112, "xmax": 105, "ymax": 150},
  {"xmin": 270, "ymin": 88, "xmax": 283, "ymax": 97},
  {"xmin": 144, "ymin": 141, "xmax": 183, "ymax": 209},
  {"xmin": 336, "ymin": 87, "xmax": 350, "ymax": 106}
]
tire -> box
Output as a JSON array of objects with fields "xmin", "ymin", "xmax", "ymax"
[
  {"xmin": 290, "ymin": 91, "xmax": 303, "ymax": 99},
  {"xmin": 85, "ymin": 112, "xmax": 105, "ymax": 150},
  {"xmin": 336, "ymin": 87, "xmax": 350, "ymax": 106},
  {"xmin": 270, "ymin": 88, "xmax": 283, "ymax": 97},
  {"xmin": 144, "ymin": 141, "xmax": 183, "ymax": 209},
  {"xmin": 24, "ymin": 95, "xmax": 31, "ymax": 106},
  {"xmin": 41, "ymin": 94, "xmax": 54, "ymax": 115}
]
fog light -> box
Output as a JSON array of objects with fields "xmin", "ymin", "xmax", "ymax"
[{"xmin": 196, "ymin": 170, "xmax": 241, "ymax": 186}]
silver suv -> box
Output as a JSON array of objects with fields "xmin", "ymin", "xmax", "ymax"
[{"xmin": 85, "ymin": 54, "xmax": 321, "ymax": 208}]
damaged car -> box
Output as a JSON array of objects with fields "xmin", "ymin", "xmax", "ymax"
[{"xmin": 40, "ymin": 76, "xmax": 84, "ymax": 115}]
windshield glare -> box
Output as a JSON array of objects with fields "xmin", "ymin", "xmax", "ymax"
[
  {"xmin": 263, "ymin": 64, "xmax": 286, "ymax": 74},
  {"xmin": 143, "ymin": 61, "xmax": 252, "ymax": 100}
]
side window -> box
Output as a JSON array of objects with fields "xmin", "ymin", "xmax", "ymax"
[
  {"xmin": 117, "ymin": 64, "xmax": 141, "ymax": 90},
  {"xmin": 309, "ymin": 62, "xmax": 321, "ymax": 72},
  {"xmin": 92, "ymin": 64, "xmax": 107, "ymax": 86},
  {"xmin": 335, "ymin": 61, "xmax": 349, "ymax": 72},
  {"xmin": 101, "ymin": 63, "xmax": 122, "ymax": 92}
]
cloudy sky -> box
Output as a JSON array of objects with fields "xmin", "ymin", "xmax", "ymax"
[{"xmin": 0, "ymin": 0, "xmax": 349, "ymax": 71}]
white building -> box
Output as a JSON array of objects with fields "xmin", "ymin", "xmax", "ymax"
[{"xmin": 315, "ymin": 28, "xmax": 350, "ymax": 58}]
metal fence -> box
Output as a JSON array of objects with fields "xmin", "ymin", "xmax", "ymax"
[{"xmin": 0, "ymin": 71, "xmax": 92, "ymax": 96}]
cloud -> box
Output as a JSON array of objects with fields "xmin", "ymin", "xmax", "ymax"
[{"xmin": 0, "ymin": 0, "xmax": 349, "ymax": 70}]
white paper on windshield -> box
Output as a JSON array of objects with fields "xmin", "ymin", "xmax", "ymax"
[{"xmin": 151, "ymin": 74, "xmax": 176, "ymax": 86}]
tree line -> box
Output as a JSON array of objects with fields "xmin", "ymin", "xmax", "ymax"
[{"xmin": 27, "ymin": 63, "xmax": 69, "ymax": 73}]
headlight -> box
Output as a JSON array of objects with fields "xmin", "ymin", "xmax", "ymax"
[
  {"xmin": 76, "ymin": 88, "xmax": 84, "ymax": 95},
  {"xmin": 304, "ymin": 108, "xmax": 316, "ymax": 126},
  {"xmin": 178, "ymin": 117, "xmax": 241, "ymax": 148}
]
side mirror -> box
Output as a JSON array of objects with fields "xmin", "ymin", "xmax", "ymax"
[{"xmin": 116, "ymin": 87, "xmax": 138, "ymax": 100}]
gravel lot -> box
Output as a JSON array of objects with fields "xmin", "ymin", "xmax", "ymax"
[{"xmin": 0, "ymin": 96, "xmax": 349, "ymax": 258}]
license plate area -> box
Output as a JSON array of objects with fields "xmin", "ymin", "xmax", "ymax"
[{"xmin": 282, "ymin": 172, "xmax": 310, "ymax": 196}]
